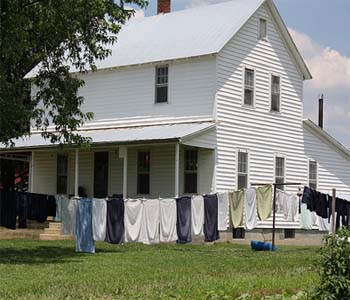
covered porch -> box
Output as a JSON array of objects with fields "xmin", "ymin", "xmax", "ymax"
[{"xmin": 0, "ymin": 122, "xmax": 217, "ymax": 199}]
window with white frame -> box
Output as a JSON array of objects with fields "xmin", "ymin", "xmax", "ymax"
[
  {"xmin": 309, "ymin": 161, "xmax": 317, "ymax": 190},
  {"xmin": 237, "ymin": 151, "xmax": 248, "ymax": 190},
  {"xmin": 155, "ymin": 65, "xmax": 168, "ymax": 104},
  {"xmin": 259, "ymin": 18, "xmax": 267, "ymax": 40},
  {"xmin": 57, "ymin": 154, "xmax": 68, "ymax": 194},
  {"xmin": 184, "ymin": 149, "xmax": 198, "ymax": 194},
  {"xmin": 137, "ymin": 151, "xmax": 150, "ymax": 194},
  {"xmin": 244, "ymin": 68, "xmax": 255, "ymax": 106},
  {"xmin": 271, "ymin": 75, "xmax": 281, "ymax": 112},
  {"xmin": 275, "ymin": 156, "xmax": 285, "ymax": 190}
]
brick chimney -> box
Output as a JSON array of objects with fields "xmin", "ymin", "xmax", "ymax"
[{"xmin": 158, "ymin": 0, "xmax": 171, "ymax": 14}]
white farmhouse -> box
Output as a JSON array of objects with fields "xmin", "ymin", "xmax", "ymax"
[{"xmin": 1, "ymin": 0, "xmax": 350, "ymax": 234}]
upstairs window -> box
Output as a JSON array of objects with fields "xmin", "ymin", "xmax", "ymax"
[
  {"xmin": 237, "ymin": 151, "xmax": 248, "ymax": 189},
  {"xmin": 271, "ymin": 75, "xmax": 281, "ymax": 112},
  {"xmin": 275, "ymin": 156, "xmax": 285, "ymax": 190},
  {"xmin": 244, "ymin": 68, "xmax": 255, "ymax": 106},
  {"xmin": 259, "ymin": 18, "xmax": 267, "ymax": 40},
  {"xmin": 57, "ymin": 154, "xmax": 68, "ymax": 194},
  {"xmin": 137, "ymin": 151, "xmax": 150, "ymax": 194},
  {"xmin": 155, "ymin": 65, "xmax": 168, "ymax": 104},
  {"xmin": 309, "ymin": 161, "xmax": 318, "ymax": 190},
  {"xmin": 184, "ymin": 149, "xmax": 198, "ymax": 194}
]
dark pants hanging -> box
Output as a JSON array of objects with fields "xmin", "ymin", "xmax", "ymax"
[
  {"xmin": 76, "ymin": 198, "xmax": 95, "ymax": 253},
  {"xmin": 203, "ymin": 194, "xmax": 219, "ymax": 242},
  {"xmin": 105, "ymin": 196, "xmax": 125, "ymax": 244},
  {"xmin": 17, "ymin": 192, "xmax": 28, "ymax": 228},
  {"xmin": 176, "ymin": 196, "xmax": 192, "ymax": 244},
  {"xmin": 0, "ymin": 190, "xmax": 17, "ymax": 230},
  {"xmin": 47, "ymin": 195, "xmax": 56, "ymax": 218}
]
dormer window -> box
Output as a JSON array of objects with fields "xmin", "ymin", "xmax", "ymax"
[
  {"xmin": 259, "ymin": 18, "xmax": 267, "ymax": 40},
  {"xmin": 155, "ymin": 65, "xmax": 168, "ymax": 104}
]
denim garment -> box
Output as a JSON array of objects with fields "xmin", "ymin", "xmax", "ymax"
[{"xmin": 76, "ymin": 198, "xmax": 95, "ymax": 253}]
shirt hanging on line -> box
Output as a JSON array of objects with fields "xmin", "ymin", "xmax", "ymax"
[
  {"xmin": 229, "ymin": 190, "xmax": 244, "ymax": 229},
  {"xmin": 256, "ymin": 185, "xmax": 272, "ymax": 221},
  {"xmin": 244, "ymin": 188, "xmax": 258, "ymax": 230},
  {"xmin": 217, "ymin": 192, "xmax": 229, "ymax": 231},
  {"xmin": 92, "ymin": 198, "xmax": 107, "ymax": 242},
  {"xmin": 160, "ymin": 198, "xmax": 178, "ymax": 242},
  {"xmin": 191, "ymin": 196, "xmax": 204, "ymax": 237}
]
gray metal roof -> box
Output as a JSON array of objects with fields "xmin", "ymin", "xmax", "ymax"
[{"xmin": 0, "ymin": 122, "xmax": 216, "ymax": 150}]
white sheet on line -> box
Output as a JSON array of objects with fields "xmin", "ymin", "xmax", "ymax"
[
  {"xmin": 160, "ymin": 198, "xmax": 178, "ymax": 242},
  {"xmin": 217, "ymin": 192, "xmax": 229, "ymax": 231},
  {"xmin": 124, "ymin": 199, "xmax": 145, "ymax": 243},
  {"xmin": 282, "ymin": 193, "xmax": 299, "ymax": 222},
  {"xmin": 191, "ymin": 196, "xmax": 204, "ymax": 237},
  {"xmin": 143, "ymin": 199, "xmax": 160, "ymax": 244},
  {"xmin": 92, "ymin": 198, "xmax": 107, "ymax": 242},
  {"xmin": 244, "ymin": 188, "xmax": 257, "ymax": 230},
  {"xmin": 317, "ymin": 216, "xmax": 331, "ymax": 232},
  {"xmin": 61, "ymin": 197, "xmax": 77, "ymax": 235}
]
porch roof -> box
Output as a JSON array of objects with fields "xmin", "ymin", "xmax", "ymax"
[{"xmin": 0, "ymin": 121, "xmax": 216, "ymax": 151}]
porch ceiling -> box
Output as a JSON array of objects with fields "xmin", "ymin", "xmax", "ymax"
[{"xmin": 0, "ymin": 122, "xmax": 216, "ymax": 151}]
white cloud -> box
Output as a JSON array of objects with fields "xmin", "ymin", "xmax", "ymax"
[
  {"xmin": 289, "ymin": 29, "xmax": 350, "ymax": 90},
  {"xmin": 289, "ymin": 28, "xmax": 350, "ymax": 146}
]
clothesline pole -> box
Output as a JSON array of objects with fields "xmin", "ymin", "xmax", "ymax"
[
  {"xmin": 74, "ymin": 149, "xmax": 79, "ymax": 197},
  {"xmin": 332, "ymin": 188, "xmax": 336, "ymax": 235},
  {"xmin": 252, "ymin": 182, "xmax": 301, "ymax": 252},
  {"xmin": 174, "ymin": 143, "xmax": 180, "ymax": 198},
  {"xmin": 272, "ymin": 184, "xmax": 277, "ymax": 251}
]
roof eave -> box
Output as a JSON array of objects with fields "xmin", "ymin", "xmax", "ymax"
[
  {"xmin": 266, "ymin": 0, "xmax": 312, "ymax": 80},
  {"xmin": 303, "ymin": 119, "xmax": 350, "ymax": 159}
]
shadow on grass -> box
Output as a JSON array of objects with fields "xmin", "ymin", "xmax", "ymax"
[{"xmin": 0, "ymin": 245, "xmax": 126, "ymax": 265}]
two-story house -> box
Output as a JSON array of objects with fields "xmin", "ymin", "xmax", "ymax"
[{"xmin": 1, "ymin": 0, "xmax": 350, "ymax": 231}]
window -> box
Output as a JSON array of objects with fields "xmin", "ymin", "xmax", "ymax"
[
  {"xmin": 271, "ymin": 75, "xmax": 280, "ymax": 112},
  {"xmin": 309, "ymin": 161, "xmax": 317, "ymax": 190},
  {"xmin": 184, "ymin": 149, "xmax": 198, "ymax": 194},
  {"xmin": 137, "ymin": 151, "xmax": 150, "ymax": 194},
  {"xmin": 244, "ymin": 68, "xmax": 255, "ymax": 106},
  {"xmin": 94, "ymin": 152, "xmax": 109, "ymax": 198},
  {"xmin": 57, "ymin": 154, "xmax": 68, "ymax": 194},
  {"xmin": 155, "ymin": 65, "xmax": 168, "ymax": 103},
  {"xmin": 259, "ymin": 18, "xmax": 267, "ymax": 40},
  {"xmin": 284, "ymin": 229, "xmax": 295, "ymax": 239},
  {"xmin": 237, "ymin": 151, "xmax": 248, "ymax": 190},
  {"xmin": 275, "ymin": 156, "xmax": 285, "ymax": 190},
  {"xmin": 232, "ymin": 228, "xmax": 245, "ymax": 239}
]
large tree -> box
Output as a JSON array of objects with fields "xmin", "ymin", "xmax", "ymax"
[{"xmin": 0, "ymin": 0, "xmax": 147, "ymax": 146}]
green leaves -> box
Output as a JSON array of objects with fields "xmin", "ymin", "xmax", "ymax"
[
  {"xmin": 0, "ymin": 0, "xmax": 148, "ymax": 146},
  {"xmin": 311, "ymin": 229, "xmax": 350, "ymax": 300}
]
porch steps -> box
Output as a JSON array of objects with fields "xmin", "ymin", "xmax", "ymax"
[{"xmin": 39, "ymin": 221, "xmax": 74, "ymax": 241}]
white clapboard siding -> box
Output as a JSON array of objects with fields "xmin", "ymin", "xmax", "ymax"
[
  {"xmin": 303, "ymin": 125, "xmax": 350, "ymax": 194},
  {"xmin": 32, "ymin": 151, "xmax": 57, "ymax": 195},
  {"xmin": 216, "ymin": 3, "xmax": 308, "ymax": 195},
  {"xmin": 77, "ymin": 56, "xmax": 216, "ymax": 127}
]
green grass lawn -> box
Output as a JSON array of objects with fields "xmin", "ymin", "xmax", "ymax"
[{"xmin": 0, "ymin": 240, "xmax": 320, "ymax": 300}]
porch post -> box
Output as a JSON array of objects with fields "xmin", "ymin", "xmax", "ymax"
[
  {"xmin": 74, "ymin": 149, "xmax": 79, "ymax": 197},
  {"xmin": 122, "ymin": 147, "xmax": 128, "ymax": 198},
  {"xmin": 30, "ymin": 151, "xmax": 35, "ymax": 192},
  {"xmin": 175, "ymin": 143, "xmax": 180, "ymax": 198}
]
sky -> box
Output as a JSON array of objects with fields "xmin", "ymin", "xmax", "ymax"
[{"xmin": 130, "ymin": 0, "xmax": 350, "ymax": 147}]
